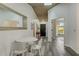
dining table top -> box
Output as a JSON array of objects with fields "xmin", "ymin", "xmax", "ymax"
[{"xmin": 15, "ymin": 37, "xmax": 38, "ymax": 43}]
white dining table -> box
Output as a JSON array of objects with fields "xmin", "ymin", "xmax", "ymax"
[
  {"xmin": 15, "ymin": 37, "xmax": 38, "ymax": 44},
  {"xmin": 11, "ymin": 37, "xmax": 38, "ymax": 55}
]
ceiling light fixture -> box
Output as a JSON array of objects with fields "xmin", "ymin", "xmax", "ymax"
[{"xmin": 44, "ymin": 3, "xmax": 52, "ymax": 6}]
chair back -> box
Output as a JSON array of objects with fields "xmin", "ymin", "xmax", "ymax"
[{"xmin": 12, "ymin": 41, "xmax": 27, "ymax": 51}]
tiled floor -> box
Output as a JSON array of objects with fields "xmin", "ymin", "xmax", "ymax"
[
  {"xmin": 41, "ymin": 37, "xmax": 71, "ymax": 56},
  {"xmin": 10, "ymin": 37, "xmax": 71, "ymax": 56}
]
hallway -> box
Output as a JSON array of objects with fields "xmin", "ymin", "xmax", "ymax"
[{"xmin": 0, "ymin": 3, "xmax": 78, "ymax": 56}]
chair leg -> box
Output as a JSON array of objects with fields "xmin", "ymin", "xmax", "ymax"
[
  {"xmin": 39, "ymin": 49, "xmax": 42, "ymax": 56},
  {"xmin": 31, "ymin": 49, "xmax": 37, "ymax": 56},
  {"xmin": 39, "ymin": 49, "xmax": 40, "ymax": 56},
  {"xmin": 24, "ymin": 51, "xmax": 28, "ymax": 56}
]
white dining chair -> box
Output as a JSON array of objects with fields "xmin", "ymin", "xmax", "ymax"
[
  {"xmin": 31, "ymin": 38, "xmax": 43, "ymax": 56},
  {"xmin": 10, "ymin": 41, "xmax": 29, "ymax": 56}
]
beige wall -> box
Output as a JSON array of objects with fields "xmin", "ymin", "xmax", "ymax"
[
  {"xmin": 76, "ymin": 4, "xmax": 79, "ymax": 53},
  {"xmin": 0, "ymin": 3, "xmax": 37, "ymax": 56},
  {"xmin": 48, "ymin": 3, "xmax": 79, "ymax": 53}
]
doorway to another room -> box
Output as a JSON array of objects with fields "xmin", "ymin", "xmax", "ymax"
[
  {"xmin": 51, "ymin": 18, "xmax": 64, "ymax": 40},
  {"xmin": 40, "ymin": 24, "xmax": 46, "ymax": 37},
  {"xmin": 50, "ymin": 18, "xmax": 66, "ymax": 55}
]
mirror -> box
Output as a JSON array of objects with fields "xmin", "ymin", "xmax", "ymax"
[{"xmin": 0, "ymin": 4, "xmax": 27, "ymax": 30}]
